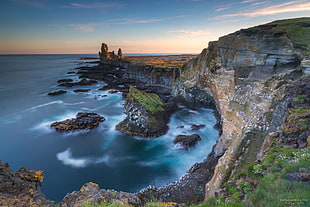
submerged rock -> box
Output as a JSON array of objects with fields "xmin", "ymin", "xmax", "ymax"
[
  {"xmin": 0, "ymin": 161, "xmax": 53, "ymax": 207},
  {"xmin": 48, "ymin": 90, "xmax": 67, "ymax": 96},
  {"xmin": 57, "ymin": 78, "xmax": 73, "ymax": 83},
  {"xmin": 174, "ymin": 134, "xmax": 202, "ymax": 150},
  {"xmin": 191, "ymin": 124, "xmax": 206, "ymax": 131},
  {"xmin": 116, "ymin": 86, "xmax": 171, "ymax": 137},
  {"xmin": 60, "ymin": 182, "xmax": 141, "ymax": 207},
  {"xmin": 51, "ymin": 112, "xmax": 105, "ymax": 132},
  {"xmin": 73, "ymin": 89, "xmax": 91, "ymax": 93}
]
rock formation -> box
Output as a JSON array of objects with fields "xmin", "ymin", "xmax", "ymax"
[
  {"xmin": 116, "ymin": 86, "xmax": 171, "ymax": 137},
  {"xmin": 172, "ymin": 17, "xmax": 309, "ymax": 201},
  {"xmin": 0, "ymin": 161, "xmax": 53, "ymax": 207},
  {"xmin": 174, "ymin": 134, "xmax": 201, "ymax": 150},
  {"xmin": 51, "ymin": 112, "xmax": 105, "ymax": 132},
  {"xmin": 99, "ymin": 43, "xmax": 123, "ymax": 62},
  {"xmin": 60, "ymin": 182, "xmax": 141, "ymax": 207}
]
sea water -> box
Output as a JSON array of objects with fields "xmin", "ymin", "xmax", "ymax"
[{"xmin": 0, "ymin": 54, "xmax": 219, "ymax": 203}]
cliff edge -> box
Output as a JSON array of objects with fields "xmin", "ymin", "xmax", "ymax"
[{"xmin": 172, "ymin": 17, "xmax": 309, "ymax": 201}]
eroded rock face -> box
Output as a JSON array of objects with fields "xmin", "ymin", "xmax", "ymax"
[
  {"xmin": 0, "ymin": 161, "xmax": 53, "ymax": 207},
  {"xmin": 116, "ymin": 86, "xmax": 172, "ymax": 137},
  {"xmin": 172, "ymin": 18, "xmax": 309, "ymax": 201},
  {"xmin": 174, "ymin": 134, "xmax": 201, "ymax": 150},
  {"xmin": 51, "ymin": 112, "xmax": 105, "ymax": 132},
  {"xmin": 60, "ymin": 182, "xmax": 142, "ymax": 207}
]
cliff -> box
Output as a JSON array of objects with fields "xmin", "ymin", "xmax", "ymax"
[{"xmin": 172, "ymin": 17, "xmax": 309, "ymax": 200}]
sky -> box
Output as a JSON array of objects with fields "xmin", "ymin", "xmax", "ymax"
[{"xmin": 0, "ymin": 0, "xmax": 309, "ymax": 54}]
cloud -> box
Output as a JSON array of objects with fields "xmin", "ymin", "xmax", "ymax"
[
  {"xmin": 109, "ymin": 18, "xmax": 161, "ymax": 25},
  {"xmin": 213, "ymin": 0, "xmax": 310, "ymax": 19},
  {"xmin": 241, "ymin": 0, "xmax": 257, "ymax": 3},
  {"xmin": 168, "ymin": 30, "xmax": 210, "ymax": 38},
  {"xmin": 63, "ymin": 2, "xmax": 125, "ymax": 9},
  {"xmin": 68, "ymin": 23, "xmax": 97, "ymax": 32},
  {"xmin": 216, "ymin": 7, "xmax": 230, "ymax": 12}
]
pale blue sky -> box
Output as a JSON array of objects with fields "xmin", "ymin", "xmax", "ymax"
[{"xmin": 0, "ymin": 0, "xmax": 309, "ymax": 54}]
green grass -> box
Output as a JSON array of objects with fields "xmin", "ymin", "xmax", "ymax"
[
  {"xmin": 127, "ymin": 86, "xmax": 164, "ymax": 114},
  {"xmin": 268, "ymin": 17, "xmax": 310, "ymax": 54}
]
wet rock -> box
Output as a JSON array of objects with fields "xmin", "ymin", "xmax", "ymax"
[
  {"xmin": 174, "ymin": 134, "xmax": 201, "ymax": 150},
  {"xmin": 51, "ymin": 112, "xmax": 105, "ymax": 132},
  {"xmin": 48, "ymin": 90, "xmax": 67, "ymax": 96},
  {"xmin": 191, "ymin": 124, "xmax": 206, "ymax": 131},
  {"xmin": 60, "ymin": 182, "xmax": 142, "ymax": 207},
  {"xmin": 58, "ymin": 78, "xmax": 97, "ymax": 87},
  {"xmin": 57, "ymin": 78, "xmax": 73, "ymax": 83},
  {"xmin": 73, "ymin": 89, "xmax": 91, "ymax": 93},
  {"xmin": 116, "ymin": 86, "xmax": 172, "ymax": 137},
  {"xmin": 0, "ymin": 161, "xmax": 53, "ymax": 207}
]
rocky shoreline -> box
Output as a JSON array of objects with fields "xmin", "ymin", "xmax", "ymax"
[{"xmin": 2, "ymin": 17, "xmax": 309, "ymax": 206}]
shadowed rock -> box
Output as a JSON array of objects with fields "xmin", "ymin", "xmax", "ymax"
[
  {"xmin": 51, "ymin": 112, "xmax": 105, "ymax": 132},
  {"xmin": 174, "ymin": 134, "xmax": 202, "ymax": 150}
]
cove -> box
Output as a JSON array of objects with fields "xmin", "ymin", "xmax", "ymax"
[{"xmin": 0, "ymin": 55, "xmax": 219, "ymax": 203}]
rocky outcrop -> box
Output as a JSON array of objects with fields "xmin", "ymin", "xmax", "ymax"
[
  {"xmin": 48, "ymin": 90, "xmax": 67, "ymax": 96},
  {"xmin": 99, "ymin": 43, "xmax": 123, "ymax": 62},
  {"xmin": 51, "ymin": 112, "xmax": 105, "ymax": 132},
  {"xmin": 60, "ymin": 182, "xmax": 141, "ymax": 207},
  {"xmin": 0, "ymin": 161, "xmax": 53, "ymax": 207},
  {"xmin": 116, "ymin": 86, "xmax": 172, "ymax": 137},
  {"xmin": 172, "ymin": 17, "xmax": 309, "ymax": 201},
  {"xmin": 174, "ymin": 134, "xmax": 201, "ymax": 150},
  {"xmin": 58, "ymin": 78, "xmax": 97, "ymax": 87}
]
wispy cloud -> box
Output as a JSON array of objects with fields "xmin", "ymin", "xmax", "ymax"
[
  {"xmin": 62, "ymin": 2, "xmax": 125, "ymax": 9},
  {"xmin": 216, "ymin": 7, "xmax": 230, "ymax": 12},
  {"xmin": 168, "ymin": 29, "xmax": 210, "ymax": 38},
  {"xmin": 68, "ymin": 23, "xmax": 98, "ymax": 32},
  {"xmin": 241, "ymin": 0, "xmax": 257, "ymax": 4},
  {"xmin": 109, "ymin": 18, "xmax": 161, "ymax": 25},
  {"xmin": 213, "ymin": 0, "xmax": 310, "ymax": 19}
]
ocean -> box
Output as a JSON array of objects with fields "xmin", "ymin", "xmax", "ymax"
[{"xmin": 0, "ymin": 54, "xmax": 219, "ymax": 203}]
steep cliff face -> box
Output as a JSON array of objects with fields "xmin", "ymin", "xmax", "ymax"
[{"xmin": 173, "ymin": 17, "xmax": 309, "ymax": 200}]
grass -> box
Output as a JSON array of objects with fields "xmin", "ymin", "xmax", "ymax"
[
  {"xmin": 127, "ymin": 86, "xmax": 164, "ymax": 114},
  {"xmin": 267, "ymin": 17, "xmax": 310, "ymax": 54}
]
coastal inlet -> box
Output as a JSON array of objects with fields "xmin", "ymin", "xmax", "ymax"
[{"xmin": 0, "ymin": 54, "xmax": 219, "ymax": 203}]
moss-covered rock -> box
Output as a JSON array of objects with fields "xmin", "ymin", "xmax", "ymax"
[{"xmin": 116, "ymin": 86, "xmax": 171, "ymax": 138}]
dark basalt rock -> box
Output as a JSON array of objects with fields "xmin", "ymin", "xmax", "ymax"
[
  {"xmin": 48, "ymin": 90, "xmax": 67, "ymax": 96},
  {"xmin": 174, "ymin": 134, "xmax": 201, "ymax": 150},
  {"xmin": 191, "ymin": 124, "xmax": 205, "ymax": 131},
  {"xmin": 57, "ymin": 78, "xmax": 73, "ymax": 83},
  {"xmin": 58, "ymin": 79, "xmax": 97, "ymax": 87},
  {"xmin": 51, "ymin": 112, "xmax": 105, "ymax": 132},
  {"xmin": 73, "ymin": 89, "xmax": 91, "ymax": 93},
  {"xmin": 0, "ymin": 161, "xmax": 53, "ymax": 207},
  {"xmin": 286, "ymin": 169, "xmax": 310, "ymax": 183}
]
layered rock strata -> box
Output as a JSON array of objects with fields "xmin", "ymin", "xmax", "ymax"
[{"xmin": 172, "ymin": 17, "xmax": 309, "ymax": 201}]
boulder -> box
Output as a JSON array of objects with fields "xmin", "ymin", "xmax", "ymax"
[
  {"xmin": 191, "ymin": 124, "xmax": 206, "ymax": 131},
  {"xmin": 73, "ymin": 89, "xmax": 90, "ymax": 93},
  {"xmin": 57, "ymin": 79, "xmax": 73, "ymax": 83},
  {"xmin": 174, "ymin": 134, "xmax": 202, "ymax": 150},
  {"xmin": 51, "ymin": 112, "xmax": 105, "ymax": 132},
  {"xmin": 48, "ymin": 90, "xmax": 67, "ymax": 96}
]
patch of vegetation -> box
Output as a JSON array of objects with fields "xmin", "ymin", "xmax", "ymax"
[
  {"xmin": 127, "ymin": 86, "xmax": 164, "ymax": 114},
  {"xmin": 268, "ymin": 17, "xmax": 310, "ymax": 54}
]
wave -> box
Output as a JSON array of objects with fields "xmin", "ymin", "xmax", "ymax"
[
  {"xmin": 29, "ymin": 100, "xmax": 64, "ymax": 111},
  {"xmin": 57, "ymin": 148, "xmax": 89, "ymax": 168}
]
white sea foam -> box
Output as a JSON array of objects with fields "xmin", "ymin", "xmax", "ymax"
[
  {"xmin": 31, "ymin": 121, "xmax": 53, "ymax": 133},
  {"xmin": 57, "ymin": 148, "xmax": 89, "ymax": 168},
  {"xmin": 30, "ymin": 100, "xmax": 64, "ymax": 111}
]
